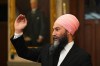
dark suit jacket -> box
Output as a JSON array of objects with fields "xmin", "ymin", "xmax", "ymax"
[
  {"xmin": 11, "ymin": 35, "xmax": 92, "ymax": 66},
  {"xmin": 23, "ymin": 9, "xmax": 46, "ymax": 46}
]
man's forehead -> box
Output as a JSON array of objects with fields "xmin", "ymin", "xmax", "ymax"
[
  {"xmin": 30, "ymin": 0, "xmax": 38, "ymax": 3},
  {"xmin": 53, "ymin": 22, "xmax": 63, "ymax": 29}
]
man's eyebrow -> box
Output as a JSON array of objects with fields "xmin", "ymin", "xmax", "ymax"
[{"xmin": 53, "ymin": 27, "xmax": 60, "ymax": 29}]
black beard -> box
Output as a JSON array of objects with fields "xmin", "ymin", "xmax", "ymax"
[
  {"xmin": 56, "ymin": 35, "xmax": 68, "ymax": 52},
  {"xmin": 49, "ymin": 34, "xmax": 68, "ymax": 55},
  {"xmin": 58, "ymin": 36, "xmax": 68, "ymax": 49}
]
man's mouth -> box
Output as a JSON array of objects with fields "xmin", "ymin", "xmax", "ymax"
[{"xmin": 53, "ymin": 37, "xmax": 58, "ymax": 41}]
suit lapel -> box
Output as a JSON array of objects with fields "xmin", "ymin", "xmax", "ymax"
[{"xmin": 60, "ymin": 44, "xmax": 78, "ymax": 66}]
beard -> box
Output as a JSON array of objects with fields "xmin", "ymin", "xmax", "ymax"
[
  {"xmin": 49, "ymin": 32, "xmax": 68, "ymax": 55},
  {"xmin": 49, "ymin": 32, "xmax": 68, "ymax": 66},
  {"xmin": 53, "ymin": 31, "xmax": 68, "ymax": 48}
]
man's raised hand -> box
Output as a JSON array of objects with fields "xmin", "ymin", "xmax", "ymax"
[{"xmin": 14, "ymin": 14, "xmax": 27, "ymax": 34}]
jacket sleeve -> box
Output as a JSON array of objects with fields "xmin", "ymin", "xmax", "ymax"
[{"xmin": 10, "ymin": 35, "xmax": 42, "ymax": 62}]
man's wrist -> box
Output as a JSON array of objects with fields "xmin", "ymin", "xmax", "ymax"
[
  {"xmin": 15, "ymin": 29, "xmax": 23, "ymax": 34},
  {"xmin": 14, "ymin": 32, "xmax": 23, "ymax": 36},
  {"xmin": 13, "ymin": 32, "xmax": 23, "ymax": 39}
]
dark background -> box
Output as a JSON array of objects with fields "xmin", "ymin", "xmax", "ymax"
[
  {"xmin": 0, "ymin": 0, "xmax": 8, "ymax": 66},
  {"xmin": 0, "ymin": 4, "xmax": 7, "ymax": 21}
]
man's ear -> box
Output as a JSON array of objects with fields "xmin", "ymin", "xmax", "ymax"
[
  {"xmin": 67, "ymin": 31, "xmax": 72, "ymax": 38},
  {"xmin": 68, "ymin": 32, "xmax": 70, "ymax": 34},
  {"xmin": 67, "ymin": 31, "xmax": 70, "ymax": 35}
]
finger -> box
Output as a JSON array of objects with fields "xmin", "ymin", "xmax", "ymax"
[
  {"xmin": 21, "ymin": 17, "xmax": 27, "ymax": 24},
  {"xmin": 20, "ymin": 16, "xmax": 27, "ymax": 22},
  {"xmin": 20, "ymin": 17, "xmax": 27, "ymax": 25},
  {"xmin": 19, "ymin": 14, "xmax": 25, "ymax": 20},
  {"xmin": 16, "ymin": 14, "xmax": 22, "ymax": 21},
  {"xmin": 15, "ymin": 14, "xmax": 21, "ymax": 23},
  {"xmin": 15, "ymin": 14, "xmax": 25, "ymax": 22},
  {"xmin": 24, "ymin": 18, "xmax": 27, "ymax": 23}
]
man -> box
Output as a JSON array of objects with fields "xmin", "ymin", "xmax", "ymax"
[
  {"xmin": 11, "ymin": 14, "xmax": 92, "ymax": 66},
  {"xmin": 24, "ymin": 0, "xmax": 46, "ymax": 46}
]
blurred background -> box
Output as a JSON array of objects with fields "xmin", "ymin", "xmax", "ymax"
[{"xmin": 0, "ymin": 0, "xmax": 100, "ymax": 66}]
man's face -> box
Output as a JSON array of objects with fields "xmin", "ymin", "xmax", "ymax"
[
  {"xmin": 52, "ymin": 22, "xmax": 67, "ymax": 43},
  {"xmin": 30, "ymin": 0, "xmax": 38, "ymax": 9}
]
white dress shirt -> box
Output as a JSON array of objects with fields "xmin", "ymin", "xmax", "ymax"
[
  {"xmin": 57, "ymin": 41, "xmax": 74, "ymax": 66},
  {"xmin": 14, "ymin": 33, "xmax": 23, "ymax": 39}
]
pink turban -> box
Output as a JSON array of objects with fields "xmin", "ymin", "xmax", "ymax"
[{"xmin": 55, "ymin": 14, "xmax": 80, "ymax": 35}]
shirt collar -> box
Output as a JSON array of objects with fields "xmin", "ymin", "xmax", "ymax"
[{"xmin": 64, "ymin": 41, "xmax": 74, "ymax": 51}]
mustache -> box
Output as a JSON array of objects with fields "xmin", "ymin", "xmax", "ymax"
[
  {"xmin": 53, "ymin": 36, "xmax": 57, "ymax": 39},
  {"xmin": 53, "ymin": 36, "xmax": 59, "ymax": 40}
]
